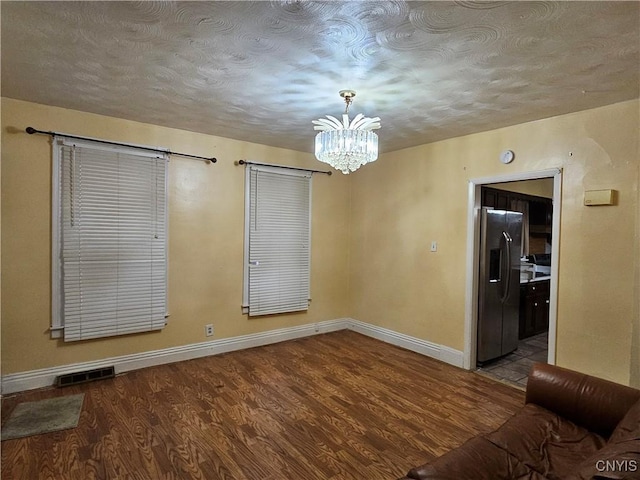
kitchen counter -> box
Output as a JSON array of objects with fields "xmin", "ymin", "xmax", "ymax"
[{"xmin": 520, "ymin": 275, "xmax": 551, "ymax": 284}]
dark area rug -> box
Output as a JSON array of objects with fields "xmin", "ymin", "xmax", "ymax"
[{"xmin": 1, "ymin": 393, "xmax": 84, "ymax": 441}]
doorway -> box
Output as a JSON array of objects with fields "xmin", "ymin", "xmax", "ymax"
[
  {"xmin": 476, "ymin": 181, "xmax": 553, "ymax": 387},
  {"xmin": 463, "ymin": 169, "xmax": 562, "ymax": 384}
]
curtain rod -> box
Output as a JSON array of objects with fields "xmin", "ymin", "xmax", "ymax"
[
  {"xmin": 237, "ymin": 159, "xmax": 332, "ymax": 176},
  {"xmin": 25, "ymin": 127, "xmax": 217, "ymax": 164}
]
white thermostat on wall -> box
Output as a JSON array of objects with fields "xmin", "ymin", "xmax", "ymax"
[{"xmin": 500, "ymin": 150, "xmax": 515, "ymax": 164}]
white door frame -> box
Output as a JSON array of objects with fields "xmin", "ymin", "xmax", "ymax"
[{"xmin": 463, "ymin": 168, "xmax": 563, "ymax": 370}]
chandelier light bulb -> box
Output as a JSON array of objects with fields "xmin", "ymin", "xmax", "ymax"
[{"xmin": 312, "ymin": 90, "xmax": 381, "ymax": 174}]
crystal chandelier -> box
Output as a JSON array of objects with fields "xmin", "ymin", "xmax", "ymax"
[{"xmin": 313, "ymin": 90, "xmax": 381, "ymax": 174}]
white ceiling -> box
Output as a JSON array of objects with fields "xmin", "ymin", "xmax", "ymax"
[{"xmin": 2, "ymin": 1, "xmax": 639, "ymax": 154}]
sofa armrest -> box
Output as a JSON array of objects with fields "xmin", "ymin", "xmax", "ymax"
[{"xmin": 525, "ymin": 362, "xmax": 640, "ymax": 438}]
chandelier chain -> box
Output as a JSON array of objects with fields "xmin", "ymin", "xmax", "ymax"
[{"xmin": 344, "ymin": 95, "xmax": 352, "ymax": 114}]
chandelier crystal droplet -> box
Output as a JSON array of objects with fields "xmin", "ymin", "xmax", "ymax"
[{"xmin": 312, "ymin": 90, "xmax": 381, "ymax": 174}]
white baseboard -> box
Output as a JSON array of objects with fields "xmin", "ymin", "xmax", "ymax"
[
  {"xmin": 347, "ymin": 318, "xmax": 464, "ymax": 368},
  {"xmin": 1, "ymin": 318, "xmax": 464, "ymax": 394},
  {"xmin": 1, "ymin": 319, "xmax": 347, "ymax": 395}
]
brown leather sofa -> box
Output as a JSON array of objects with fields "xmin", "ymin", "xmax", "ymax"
[{"xmin": 399, "ymin": 363, "xmax": 640, "ymax": 480}]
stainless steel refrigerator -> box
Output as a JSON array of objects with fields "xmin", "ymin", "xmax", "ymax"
[{"xmin": 477, "ymin": 208, "xmax": 523, "ymax": 364}]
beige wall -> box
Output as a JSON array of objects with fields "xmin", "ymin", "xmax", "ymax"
[
  {"xmin": 350, "ymin": 100, "xmax": 639, "ymax": 385},
  {"xmin": 1, "ymin": 98, "xmax": 351, "ymax": 374},
  {"xmin": 3, "ymin": 98, "xmax": 639, "ymax": 388},
  {"xmin": 491, "ymin": 178, "xmax": 554, "ymax": 199}
]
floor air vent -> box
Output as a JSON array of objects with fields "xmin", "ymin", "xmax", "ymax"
[{"xmin": 57, "ymin": 366, "xmax": 115, "ymax": 387}]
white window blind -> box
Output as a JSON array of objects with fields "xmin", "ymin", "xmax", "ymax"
[
  {"xmin": 53, "ymin": 137, "xmax": 168, "ymax": 341},
  {"xmin": 243, "ymin": 165, "xmax": 312, "ymax": 316}
]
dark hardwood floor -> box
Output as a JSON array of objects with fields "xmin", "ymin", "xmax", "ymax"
[{"xmin": 1, "ymin": 331, "xmax": 524, "ymax": 479}]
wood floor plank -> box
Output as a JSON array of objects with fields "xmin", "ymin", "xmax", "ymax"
[{"xmin": 1, "ymin": 331, "xmax": 524, "ymax": 479}]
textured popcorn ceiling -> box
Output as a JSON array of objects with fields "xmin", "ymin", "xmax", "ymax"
[{"xmin": 2, "ymin": 1, "xmax": 638, "ymax": 154}]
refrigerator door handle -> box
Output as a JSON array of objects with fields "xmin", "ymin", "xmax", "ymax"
[{"xmin": 500, "ymin": 231, "xmax": 513, "ymax": 303}]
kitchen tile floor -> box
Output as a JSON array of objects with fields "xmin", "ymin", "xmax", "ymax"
[{"xmin": 476, "ymin": 332, "xmax": 548, "ymax": 390}]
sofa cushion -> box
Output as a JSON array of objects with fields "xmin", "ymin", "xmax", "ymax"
[
  {"xmin": 568, "ymin": 439, "xmax": 640, "ymax": 480},
  {"xmin": 526, "ymin": 363, "xmax": 640, "ymax": 438},
  {"xmin": 565, "ymin": 401, "xmax": 640, "ymax": 480},
  {"xmin": 610, "ymin": 399, "xmax": 640, "ymax": 444},
  {"xmin": 484, "ymin": 403, "xmax": 606, "ymax": 480},
  {"xmin": 405, "ymin": 436, "xmax": 546, "ymax": 480}
]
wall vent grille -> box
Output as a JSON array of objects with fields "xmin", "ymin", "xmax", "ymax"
[{"xmin": 57, "ymin": 366, "xmax": 115, "ymax": 387}]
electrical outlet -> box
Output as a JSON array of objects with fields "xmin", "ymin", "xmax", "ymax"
[{"xmin": 205, "ymin": 324, "xmax": 214, "ymax": 337}]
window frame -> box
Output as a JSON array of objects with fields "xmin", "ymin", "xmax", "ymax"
[
  {"xmin": 242, "ymin": 163, "xmax": 312, "ymax": 316},
  {"xmin": 51, "ymin": 136, "xmax": 169, "ymax": 340}
]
